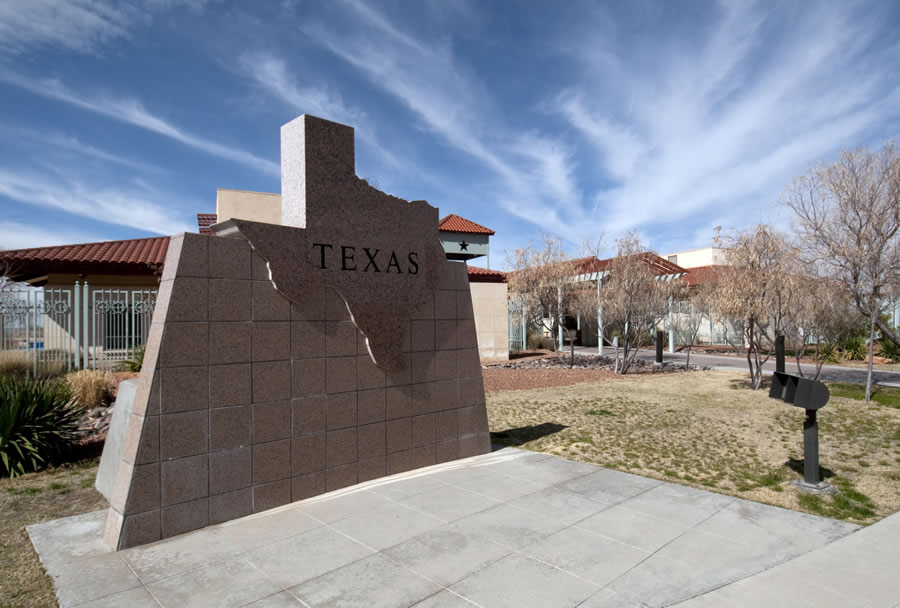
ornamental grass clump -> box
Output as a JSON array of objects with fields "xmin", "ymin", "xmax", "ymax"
[
  {"xmin": 65, "ymin": 369, "xmax": 113, "ymax": 410},
  {"xmin": 0, "ymin": 376, "xmax": 82, "ymax": 477}
]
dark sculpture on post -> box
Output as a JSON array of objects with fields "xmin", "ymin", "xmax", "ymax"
[{"xmin": 769, "ymin": 371, "xmax": 835, "ymax": 494}]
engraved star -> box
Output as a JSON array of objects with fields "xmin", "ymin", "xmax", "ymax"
[{"xmin": 459, "ymin": 240, "xmax": 469, "ymax": 251}]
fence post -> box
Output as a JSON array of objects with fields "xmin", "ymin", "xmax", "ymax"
[{"xmin": 83, "ymin": 281, "xmax": 90, "ymax": 370}]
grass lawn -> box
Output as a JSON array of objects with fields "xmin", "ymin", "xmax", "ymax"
[
  {"xmin": 0, "ymin": 457, "xmax": 105, "ymax": 608},
  {"xmin": 488, "ymin": 370, "xmax": 900, "ymax": 526}
]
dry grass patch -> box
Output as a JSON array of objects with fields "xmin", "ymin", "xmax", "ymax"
[
  {"xmin": 487, "ymin": 370, "xmax": 900, "ymax": 525},
  {"xmin": 0, "ymin": 458, "xmax": 106, "ymax": 608}
]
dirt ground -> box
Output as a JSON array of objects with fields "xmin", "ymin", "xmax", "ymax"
[{"xmin": 487, "ymin": 369, "xmax": 900, "ymax": 526}]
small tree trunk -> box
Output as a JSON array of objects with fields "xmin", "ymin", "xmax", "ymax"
[
  {"xmin": 569, "ymin": 332, "xmax": 575, "ymax": 368},
  {"xmin": 866, "ymin": 312, "xmax": 876, "ymax": 403},
  {"xmin": 685, "ymin": 345, "xmax": 691, "ymax": 370}
]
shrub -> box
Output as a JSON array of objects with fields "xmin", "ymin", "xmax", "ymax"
[
  {"xmin": 0, "ymin": 351, "xmax": 31, "ymax": 378},
  {"xmin": 0, "ymin": 376, "xmax": 82, "ymax": 477},
  {"xmin": 879, "ymin": 337, "xmax": 900, "ymax": 363},
  {"xmin": 122, "ymin": 344, "xmax": 145, "ymax": 372},
  {"xmin": 65, "ymin": 369, "xmax": 113, "ymax": 410},
  {"xmin": 840, "ymin": 336, "xmax": 867, "ymax": 361}
]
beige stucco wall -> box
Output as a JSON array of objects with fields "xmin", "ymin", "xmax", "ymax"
[
  {"xmin": 216, "ymin": 189, "xmax": 282, "ymax": 225},
  {"xmin": 661, "ymin": 247, "xmax": 727, "ymax": 269},
  {"xmin": 470, "ymin": 281, "xmax": 509, "ymax": 362}
]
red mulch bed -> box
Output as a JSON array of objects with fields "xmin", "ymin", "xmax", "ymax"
[{"xmin": 482, "ymin": 367, "xmax": 620, "ymax": 393}]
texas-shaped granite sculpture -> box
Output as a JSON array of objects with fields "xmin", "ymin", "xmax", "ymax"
[{"xmin": 101, "ymin": 115, "xmax": 492, "ymax": 550}]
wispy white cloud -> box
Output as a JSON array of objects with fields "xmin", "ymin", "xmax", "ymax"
[
  {"xmin": 0, "ymin": 72, "xmax": 279, "ymax": 176},
  {"xmin": 302, "ymin": 0, "xmax": 587, "ymax": 239},
  {"xmin": 0, "ymin": 0, "xmax": 212, "ymax": 56},
  {"xmin": 1, "ymin": 124, "xmax": 163, "ymax": 173},
  {"xmin": 556, "ymin": 1, "xmax": 900, "ymax": 239},
  {"xmin": 0, "ymin": 168, "xmax": 194, "ymax": 236},
  {"xmin": 0, "ymin": 220, "xmax": 103, "ymax": 250}
]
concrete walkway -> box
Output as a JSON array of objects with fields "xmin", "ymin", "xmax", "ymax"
[{"xmin": 29, "ymin": 448, "xmax": 890, "ymax": 608}]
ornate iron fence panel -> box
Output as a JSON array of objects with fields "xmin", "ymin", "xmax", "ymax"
[
  {"xmin": 0, "ymin": 283, "xmax": 156, "ymax": 375},
  {"xmin": 508, "ymin": 297, "xmax": 527, "ymax": 352}
]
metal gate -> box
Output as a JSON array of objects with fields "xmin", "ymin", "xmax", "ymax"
[
  {"xmin": 0, "ymin": 282, "xmax": 157, "ymax": 374},
  {"xmin": 508, "ymin": 297, "xmax": 526, "ymax": 352}
]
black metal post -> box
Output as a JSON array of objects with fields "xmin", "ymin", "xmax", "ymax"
[
  {"xmin": 775, "ymin": 334, "xmax": 785, "ymax": 374},
  {"xmin": 656, "ymin": 331, "xmax": 664, "ymax": 365},
  {"xmin": 803, "ymin": 408, "xmax": 819, "ymax": 485}
]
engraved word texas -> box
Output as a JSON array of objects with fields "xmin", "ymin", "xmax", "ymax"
[{"xmin": 313, "ymin": 243, "xmax": 420, "ymax": 274}]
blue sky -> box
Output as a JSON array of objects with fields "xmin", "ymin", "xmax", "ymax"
[{"xmin": 1, "ymin": 0, "xmax": 899, "ymax": 266}]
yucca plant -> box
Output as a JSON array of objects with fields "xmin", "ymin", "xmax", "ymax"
[
  {"xmin": 122, "ymin": 344, "xmax": 146, "ymax": 372},
  {"xmin": 879, "ymin": 337, "xmax": 900, "ymax": 363},
  {"xmin": 0, "ymin": 376, "xmax": 83, "ymax": 477}
]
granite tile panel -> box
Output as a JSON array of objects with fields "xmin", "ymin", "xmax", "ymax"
[
  {"xmin": 386, "ymin": 417, "xmax": 412, "ymax": 454},
  {"xmin": 161, "ymin": 498, "xmax": 209, "ymax": 539},
  {"xmin": 292, "ymin": 471, "xmax": 327, "ymax": 501},
  {"xmin": 251, "ymin": 251, "xmax": 270, "ymax": 281},
  {"xmin": 385, "ymin": 353, "xmax": 411, "ymax": 387},
  {"xmin": 385, "ymin": 385, "xmax": 412, "ymax": 420},
  {"xmin": 209, "ymin": 446, "xmax": 252, "ymax": 495},
  {"xmin": 160, "ymin": 410, "xmax": 208, "ymax": 460},
  {"xmin": 411, "ymin": 352, "xmax": 435, "ymax": 383},
  {"xmin": 326, "ymin": 464, "xmax": 358, "ymax": 492},
  {"xmin": 459, "ymin": 377, "xmax": 486, "ymax": 408},
  {"xmin": 161, "ymin": 454, "xmax": 208, "ymax": 506},
  {"xmin": 326, "ymin": 428, "xmax": 357, "ymax": 468},
  {"xmin": 410, "ymin": 382, "xmax": 435, "ymax": 416},
  {"xmin": 326, "ymin": 392, "xmax": 357, "ymax": 430},
  {"xmin": 387, "ymin": 450, "xmax": 414, "ymax": 475},
  {"xmin": 478, "ymin": 432, "xmax": 492, "ymax": 454},
  {"xmin": 435, "ymin": 439, "xmax": 459, "ymax": 464},
  {"xmin": 209, "ymin": 363, "xmax": 252, "ymax": 407},
  {"xmin": 434, "ymin": 380, "xmax": 458, "ymax": 411},
  {"xmin": 358, "ymin": 388, "xmax": 386, "ymax": 425},
  {"xmin": 435, "ymin": 410, "xmax": 458, "ymax": 442},
  {"xmin": 159, "ymin": 322, "xmax": 208, "ymax": 368},
  {"xmin": 210, "ymin": 488, "xmax": 253, "ymax": 525},
  {"xmin": 253, "ymin": 480, "xmax": 292, "ymax": 513},
  {"xmin": 252, "ymin": 322, "xmax": 291, "ymax": 362},
  {"xmin": 435, "ymin": 290, "xmax": 456, "ymax": 320},
  {"xmin": 412, "ymin": 444, "xmax": 436, "ymax": 469},
  {"xmin": 326, "ymin": 321, "xmax": 358, "ymax": 357},
  {"xmin": 253, "ymin": 400, "xmax": 292, "ymax": 443},
  {"xmin": 292, "ymin": 434, "xmax": 326, "ymax": 476},
  {"xmin": 326, "ymin": 356, "xmax": 357, "ymax": 393},
  {"xmin": 292, "ymin": 358, "xmax": 326, "ymax": 397},
  {"xmin": 457, "ymin": 320, "xmax": 478, "ymax": 349},
  {"xmin": 253, "ymin": 360, "xmax": 291, "ymax": 403},
  {"xmin": 435, "ymin": 320, "xmax": 457, "ymax": 350},
  {"xmin": 162, "ymin": 233, "xmax": 207, "ymax": 281},
  {"xmin": 292, "ymin": 395, "xmax": 326, "ymax": 436},
  {"xmin": 458, "ymin": 406, "xmax": 480, "ymax": 437},
  {"xmin": 120, "ymin": 511, "xmax": 161, "ymax": 549},
  {"xmin": 165, "ymin": 278, "xmax": 208, "ymax": 322},
  {"xmin": 252, "ymin": 280, "xmax": 291, "ymax": 321},
  {"xmin": 458, "ymin": 434, "xmax": 478, "ymax": 458},
  {"xmin": 209, "ymin": 405, "xmax": 251, "ymax": 451},
  {"xmin": 125, "ymin": 463, "xmax": 159, "ymax": 515},
  {"xmin": 457, "ymin": 348, "xmax": 481, "ymax": 378},
  {"xmin": 159, "ymin": 366, "xmax": 208, "ymax": 414},
  {"xmin": 291, "ymin": 321, "xmax": 325, "ymax": 359},
  {"xmin": 209, "ymin": 235, "xmax": 252, "ymax": 280},
  {"xmin": 435, "ymin": 350, "xmax": 457, "ymax": 380},
  {"xmin": 209, "ymin": 280, "xmax": 251, "ymax": 322},
  {"xmin": 410, "ymin": 320, "xmax": 435, "ymax": 352},
  {"xmin": 411, "ymin": 413, "xmax": 435, "ymax": 448},
  {"xmin": 290, "ymin": 286, "xmax": 326, "ymax": 321},
  {"xmin": 208, "ymin": 322, "xmax": 251, "ymax": 364},
  {"xmin": 357, "ymin": 422, "xmax": 386, "ymax": 460},
  {"xmin": 135, "ymin": 415, "xmax": 160, "ymax": 465},
  {"xmin": 358, "ymin": 354, "xmax": 386, "ymax": 390},
  {"xmin": 456, "ymin": 292, "xmax": 474, "ymax": 320},
  {"xmin": 358, "ymin": 456, "xmax": 387, "ymax": 482},
  {"xmin": 253, "ymin": 439, "xmax": 291, "ymax": 484}
]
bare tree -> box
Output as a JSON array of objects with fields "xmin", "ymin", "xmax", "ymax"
[
  {"xmin": 784, "ymin": 143, "xmax": 900, "ymax": 401},
  {"xmin": 506, "ymin": 235, "xmax": 580, "ymax": 353},
  {"xmin": 712, "ymin": 225, "xmax": 796, "ymax": 389},
  {"xmin": 786, "ymin": 276, "xmax": 858, "ymax": 379},
  {"xmin": 599, "ymin": 234, "xmax": 671, "ymax": 374}
]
